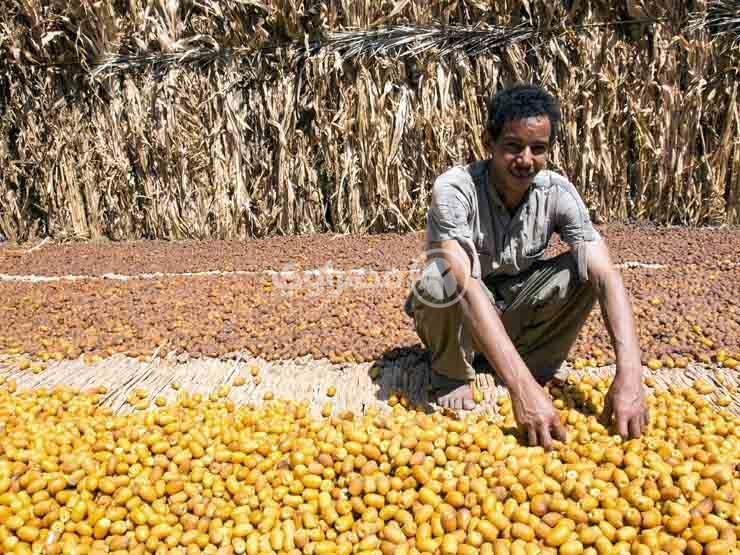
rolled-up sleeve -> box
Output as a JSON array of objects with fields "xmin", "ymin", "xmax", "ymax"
[
  {"xmin": 554, "ymin": 181, "xmax": 599, "ymax": 282},
  {"xmin": 427, "ymin": 173, "xmax": 481, "ymax": 279}
]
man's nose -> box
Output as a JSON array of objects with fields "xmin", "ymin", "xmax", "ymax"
[{"xmin": 517, "ymin": 147, "xmax": 533, "ymax": 166}]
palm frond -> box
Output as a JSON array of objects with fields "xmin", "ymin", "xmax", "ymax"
[
  {"xmin": 83, "ymin": 33, "xmax": 281, "ymax": 79},
  {"xmin": 316, "ymin": 23, "xmax": 537, "ymax": 60},
  {"xmin": 45, "ymin": 20, "xmax": 682, "ymax": 79},
  {"xmin": 687, "ymin": 0, "xmax": 740, "ymax": 45},
  {"xmin": 56, "ymin": 23, "xmax": 543, "ymax": 79},
  {"xmin": 88, "ymin": 48, "xmax": 244, "ymax": 78},
  {"xmin": 79, "ymin": 23, "xmax": 541, "ymax": 78}
]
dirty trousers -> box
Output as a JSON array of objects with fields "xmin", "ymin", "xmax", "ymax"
[{"xmin": 404, "ymin": 253, "xmax": 596, "ymax": 382}]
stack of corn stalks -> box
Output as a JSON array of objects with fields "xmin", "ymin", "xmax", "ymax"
[{"xmin": 0, "ymin": 0, "xmax": 738, "ymax": 241}]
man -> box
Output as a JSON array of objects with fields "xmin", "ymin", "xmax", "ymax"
[{"xmin": 405, "ymin": 84, "xmax": 648, "ymax": 449}]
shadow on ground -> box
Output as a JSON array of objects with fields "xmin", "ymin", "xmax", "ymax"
[{"xmin": 368, "ymin": 346, "xmax": 508, "ymax": 413}]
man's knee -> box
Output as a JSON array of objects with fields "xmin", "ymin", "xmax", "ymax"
[
  {"xmin": 534, "ymin": 253, "xmax": 595, "ymax": 309},
  {"xmin": 408, "ymin": 286, "xmax": 462, "ymax": 342},
  {"xmin": 415, "ymin": 258, "xmax": 464, "ymax": 307}
]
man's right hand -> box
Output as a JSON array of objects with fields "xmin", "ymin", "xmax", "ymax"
[
  {"xmin": 431, "ymin": 239, "xmax": 567, "ymax": 450},
  {"xmin": 509, "ymin": 378, "xmax": 567, "ymax": 450}
]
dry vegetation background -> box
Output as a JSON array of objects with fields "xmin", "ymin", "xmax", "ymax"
[{"xmin": 0, "ymin": 0, "xmax": 738, "ymax": 241}]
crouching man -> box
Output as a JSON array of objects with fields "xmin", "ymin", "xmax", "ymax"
[{"xmin": 405, "ymin": 84, "xmax": 648, "ymax": 449}]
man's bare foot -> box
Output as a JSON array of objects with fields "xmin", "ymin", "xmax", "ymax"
[{"xmin": 430, "ymin": 372, "xmax": 476, "ymax": 410}]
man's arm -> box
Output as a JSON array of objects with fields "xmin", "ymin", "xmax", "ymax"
[
  {"xmin": 433, "ymin": 239, "xmax": 566, "ymax": 449},
  {"xmin": 584, "ymin": 239, "xmax": 649, "ymax": 439}
]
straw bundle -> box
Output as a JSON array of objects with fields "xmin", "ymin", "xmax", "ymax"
[{"xmin": 0, "ymin": 0, "xmax": 738, "ymax": 241}]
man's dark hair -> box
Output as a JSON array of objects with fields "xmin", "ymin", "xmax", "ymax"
[{"xmin": 486, "ymin": 84, "xmax": 561, "ymax": 144}]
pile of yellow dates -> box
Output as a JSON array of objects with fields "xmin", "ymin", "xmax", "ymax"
[{"xmin": 0, "ymin": 374, "xmax": 737, "ymax": 555}]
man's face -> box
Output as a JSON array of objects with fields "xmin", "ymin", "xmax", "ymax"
[{"xmin": 486, "ymin": 115, "xmax": 552, "ymax": 193}]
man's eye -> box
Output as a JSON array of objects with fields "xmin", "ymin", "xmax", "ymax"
[{"xmin": 533, "ymin": 146, "xmax": 548, "ymax": 155}]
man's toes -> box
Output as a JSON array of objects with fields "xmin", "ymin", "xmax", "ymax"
[
  {"xmin": 437, "ymin": 394, "xmax": 452, "ymax": 409},
  {"xmin": 433, "ymin": 382, "xmax": 476, "ymax": 411},
  {"xmin": 437, "ymin": 394, "xmax": 475, "ymax": 411},
  {"xmin": 439, "ymin": 394, "xmax": 458, "ymax": 410}
]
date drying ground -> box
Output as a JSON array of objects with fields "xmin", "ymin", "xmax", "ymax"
[
  {"xmin": 1, "ymin": 224, "xmax": 738, "ymax": 277},
  {"xmin": 0, "ymin": 225, "xmax": 738, "ymax": 371}
]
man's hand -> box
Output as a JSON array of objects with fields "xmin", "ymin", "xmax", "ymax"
[
  {"xmin": 585, "ymin": 239, "xmax": 649, "ymax": 439},
  {"xmin": 510, "ymin": 379, "xmax": 567, "ymax": 450},
  {"xmin": 433, "ymin": 239, "xmax": 566, "ymax": 450},
  {"xmin": 601, "ymin": 370, "xmax": 649, "ymax": 440}
]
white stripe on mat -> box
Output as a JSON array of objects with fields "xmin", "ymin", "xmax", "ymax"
[{"xmin": 0, "ymin": 261, "xmax": 685, "ymax": 284}]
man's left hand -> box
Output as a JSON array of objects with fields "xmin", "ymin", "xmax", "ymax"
[
  {"xmin": 601, "ymin": 369, "xmax": 649, "ymax": 440},
  {"xmin": 584, "ymin": 240, "xmax": 649, "ymax": 440}
]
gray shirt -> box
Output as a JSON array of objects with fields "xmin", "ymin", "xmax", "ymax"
[{"xmin": 426, "ymin": 160, "xmax": 599, "ymax": 281}]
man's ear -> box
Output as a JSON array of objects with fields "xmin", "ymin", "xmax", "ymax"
[{"xmin": 482, "ymin": 128, "xmax": 495, "ymax": 153}]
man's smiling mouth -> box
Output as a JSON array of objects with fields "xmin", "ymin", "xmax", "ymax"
[{"xmin": 511, "ymin": 168, "xmax": 535, "ymax": 178}]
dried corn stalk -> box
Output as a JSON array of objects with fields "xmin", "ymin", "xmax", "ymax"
[{"xmin": 0, "ymin": 0, "xmax": 738, "ymax": 241}]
